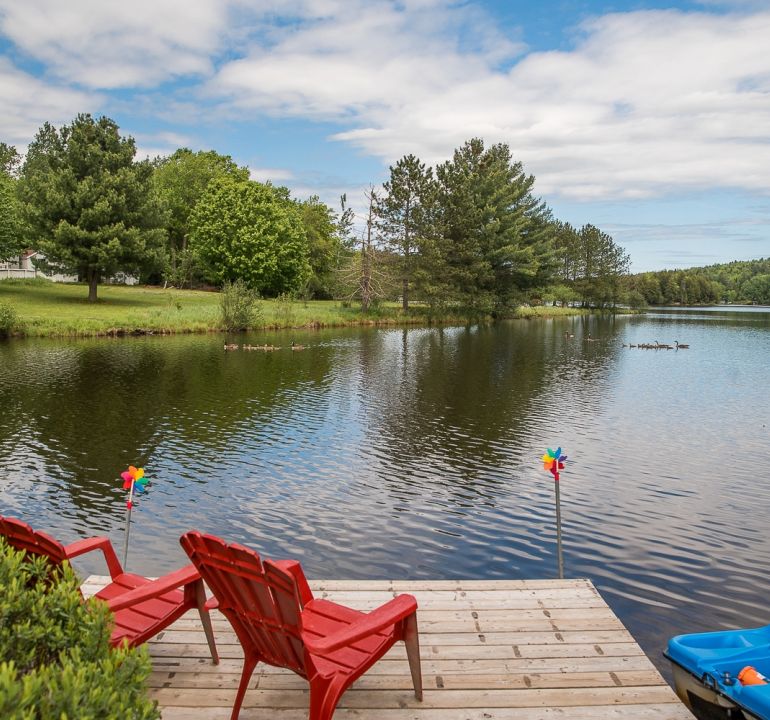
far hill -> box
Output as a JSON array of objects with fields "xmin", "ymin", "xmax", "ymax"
[{"xmin": 623, "ymin": 257, "xmax": 770, "ymax": 306}]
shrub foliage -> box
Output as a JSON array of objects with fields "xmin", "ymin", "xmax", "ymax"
[
  {"xmin": 0, "ymin": 539, "xmax": 160, "ymax": 720},
  {"xmin": 0, "ymin": 302, "xmax": 17, "ymax": 337},
  {"xmin": 220, "ymin": 278, "xmax": 263, "ymax": 331}
]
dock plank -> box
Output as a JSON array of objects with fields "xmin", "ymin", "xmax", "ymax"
[{"xmin": 83, "ymin": 576, "xmax": 693, "ymax": 719}]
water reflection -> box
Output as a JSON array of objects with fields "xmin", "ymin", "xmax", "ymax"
[{"xmin": 1, "ymin": 309, "xmax": 769, "ymax": 679}]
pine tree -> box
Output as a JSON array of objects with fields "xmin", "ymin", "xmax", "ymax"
[
  {"xmin": 435, "ymin": 138, "xmax": 554, "ymax": 313},
  {"xmin": 377, "ymin": 154, "xmax": 435, "ymax": 311},
  {"xmin": 18, "ymin": 114, "xmax": 165, "ymax": 301}
]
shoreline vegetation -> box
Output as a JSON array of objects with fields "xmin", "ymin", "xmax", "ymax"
[{"xmin": 0, "ymin": 280, "xmax": 612, "ymax": 339}]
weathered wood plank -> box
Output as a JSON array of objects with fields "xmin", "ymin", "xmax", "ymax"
[
  {"xmin": 150, "ymin": 655, "xmax": 657, "ymax": 677},
  {"xmin": 147, "ymin": 641, "xmax": 647, "ymax": 663},
  {"xmin": 148, "ymin": 669, "xmax": 665, "ymax": 691},
  {"xmin": 159, "ymin": 707, "xmax": 691, "ymax": 720},
  {"xmin": 82, "ymin": 576, "xmax": 690, "ymax": 719},
  {"xmin": 150, "ymin": 685, "xmax": 683, "ymax": 709}
]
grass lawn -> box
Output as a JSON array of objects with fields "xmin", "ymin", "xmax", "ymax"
[{"xmin": 0, "ymin": 279, "xmax": 592, "ymax": 338}]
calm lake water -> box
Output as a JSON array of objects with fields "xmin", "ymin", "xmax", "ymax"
[{"xmin": 1, "ymin": 307, "xmax": 769, "ymax": 678}]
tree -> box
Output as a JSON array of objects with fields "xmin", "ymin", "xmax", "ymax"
[
  {"xmin": 336, "ymin": 189, "xmax": 388, "ymax": 311},
  {"xmin": 435, "ymin": 139, "xmax": 555, "ymax": 313},
  {"xmin": 0, "ymin": 142, "xmax": 24, "ymax": 262},
  {"xmin": 0, "ymin": 177, "xmax": 23, "ymax": 263},
  {"xmin": 18, "ymin": 114, "xmax": 166, "ymax": 302},
  {"xmin": 297, "ymin": 195, "xmax": 347, "ymax": 299},
  {"xmin": 189, "ymin": 177, "xmax": 310, "ymax": 295},
  {"xmin": 0, "ymin": 142, "xmax": 20, "ymax": 177},
  {"xmin": 623, "ymin": 258, "xmax": 770, "ymax": 305},
  {"xmin": 742, "ymin": 274, "xmax": 770, "ymax": 305},
  {"xmin": 377, "ymin": 154, "xmax": 435, "ymax": 311},
  {"xmin": 556, "ymin": 223, "xmax": 628, "ymax": 307},
  {"xmin": 153, "ymin": 149, "xmax": 249, "ymax": 286}
]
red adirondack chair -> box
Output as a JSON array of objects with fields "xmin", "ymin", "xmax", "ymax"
[
  {"xmin": 0, "ymin": 515, "xmax": 218, "ymax": 660},
  {"xmin": 180, "ymin": 531, "xmax": 423, "ymax": 720}
]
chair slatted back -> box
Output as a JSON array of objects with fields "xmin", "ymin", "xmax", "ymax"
[
  {"xmin": 0, "ymin": 516, "xmax": 70, "ymax": 588},
  {"xmin": 0, "ymin": 515, "xmax": 68, "ymax": 566},
  {"xmin": 180, "ymin": 532, "xmax": 307, "ymax": 676}
]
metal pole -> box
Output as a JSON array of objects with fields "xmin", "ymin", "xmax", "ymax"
[
  {"xmin": 122, "ymin": 480, "xmax": 135, "ymax": 570},
  {"xmin": 555, "ymin": 477, "xmax": 564, "ymax": 579},
  {"xmin": 122, "ymin": 506, "xmax": 132, "ymax": 569}
]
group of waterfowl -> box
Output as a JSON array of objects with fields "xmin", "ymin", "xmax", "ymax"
[
  {"xmin": 224, "ymin": 341, "xmax": 306, "ymax": 352},
  {"xmin": 623, "ymin": 340, "xmax": 690, "ymax": 349},
  {"xmin": 563, "ymin": 330, "xmax": 690, "ymax": 349}
]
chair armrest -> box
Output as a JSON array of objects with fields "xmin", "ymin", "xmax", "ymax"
[
  {"xmin": 64, "ymin": 536, "xmax": 124, "ymax": 579},
  {"xmin": 303, "ymin": 594, "xmax": 417, "ymax": 654},
  {"xmin": 273, "ymin": 559, "xmax": 314, "ymax": 606},
  {"xmin": 102, "ymin": 564, "xmax": 201, "ymax": 613}
]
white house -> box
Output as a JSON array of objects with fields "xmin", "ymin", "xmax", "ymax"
[
  {"xmin": 0, "ymin": 251, "xmax": 137, "ymax": 284},
  {"xmin": 0, "ymin": 250, "xmax": 77, "ymax": 282}
]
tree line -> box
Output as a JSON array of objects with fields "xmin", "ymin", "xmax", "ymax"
[
  {"xmin": 622, "ymin": 258, "xmax": 770, "ymax": 306},
  {"xmin": 1, "ymin": 113, "xmax": 631, "ymax": 309}
]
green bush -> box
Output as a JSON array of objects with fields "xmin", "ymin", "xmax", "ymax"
[
  {"xmin": 219, "ymin": 278, "xmax": 263, "ymax": 331},
  {"xmin": 0, "ymin": 539, "xmax": 160, "ymax": 720},
  {"xmin": 274, "ymin": 291, "xmax": 296, "ymax": 327},
  {"xmin": 0, "ymin": 302, "xmax": 17, "ymax": 337}
]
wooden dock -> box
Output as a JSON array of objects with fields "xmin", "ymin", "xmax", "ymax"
[{"xmin": 83, "ymin": 576, "xmax": 693, "ymax": 719}]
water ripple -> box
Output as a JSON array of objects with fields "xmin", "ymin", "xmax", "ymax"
[{"xmin": 1, "ymin": 312, "xmax": 769, "ymax": 680}]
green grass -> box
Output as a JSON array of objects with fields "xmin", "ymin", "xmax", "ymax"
[{"xmin": 0, "ymin": 279, "xmax": 593, "ymax": 338}]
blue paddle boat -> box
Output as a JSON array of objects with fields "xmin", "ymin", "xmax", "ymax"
[{"xmin": 666, "ymin": 624, "xmax": 770, "ymax": 719}]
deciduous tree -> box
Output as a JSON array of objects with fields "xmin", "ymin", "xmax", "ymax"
[
  {"xmin": 0, "ymin": 175, "xmax": 23, "ymax": 262},
  {"xmin": 297, "ymin": 195, "xmax": 348, "ymax": 299},
  {"xmin": 153, "ymin": 148, "xmax": 249, "ymax": 285},
  {"xmin": 189, "ymin": 177, "xmax": 310, "ymax": 295},
  {"xmin": 0, "ymin": 141, "xmax": 24, "ymax": 262}
]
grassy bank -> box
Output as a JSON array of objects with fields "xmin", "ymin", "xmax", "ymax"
[{"xmin": 0, "ymin": 279, "xmax": 593, "ymax": 338}]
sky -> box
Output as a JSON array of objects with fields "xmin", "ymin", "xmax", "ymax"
[{"xmin": 1, "ymin": 0, "xmax": 769, "ymax": 272}]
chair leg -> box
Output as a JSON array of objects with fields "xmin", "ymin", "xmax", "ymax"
[
  {"xmin": 231, "ymin": 652, "xmax": 259, "ymax": 720},
  {"xmin": 194, "ymin": 579, "xmax": 219, "ymax": 664},
  {"xmin": 309, "ymin": 677, "xmax": 346, "ymax": 720},
  {"xmin": 403, "ymin": 612, "xmax": 423, "ymax": 701}
]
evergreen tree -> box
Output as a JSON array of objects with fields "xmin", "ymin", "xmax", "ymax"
[
  {"xmin": 377, "ymin": 154, "xmax": 435, "ymax": 311},
  {"xmin": 18, "ymin": 114, "xmax": 165, "ymax": 301},
  {"xmin": 435, "ymin": 139, "xmax": 554, "ymax": 313},
  {"xmin": 0, "ymin": 142, "xmax": 21, "ymax": 176}
]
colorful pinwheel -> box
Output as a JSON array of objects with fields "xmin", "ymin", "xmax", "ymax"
[
  {"xmin": 541, "ymin": 447, "xmax": 567, "ymax": 578},
  {"xmin": 121, "ymin": 465, "xmax": 148, "ymax": 508},
  {"xmin": 120, "ymin": 465, "xmax": 148, "ymax": 569},
  {"xmin": 542, "ymin": 447, "xmax": 567, "ymax": 481}
]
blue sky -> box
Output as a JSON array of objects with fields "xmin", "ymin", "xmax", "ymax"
[{"xmin": 1, "ymin": 0, "xmax": 769, "ymax": 272}]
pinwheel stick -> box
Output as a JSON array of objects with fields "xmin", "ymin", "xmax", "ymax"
[
  {"xmin": 122, "ymin": 480, "xmax": 135, "ymax": 569},
  {"xmin": 543, "ymin": 449, "xmax": 566, "ymax": 580},
  {"xmin": 554, "ymin": 476, "xmax": 564, "ymax": 580}
]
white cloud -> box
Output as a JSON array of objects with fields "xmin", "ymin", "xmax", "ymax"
[
  {"xmin": 209, "ymin": 0, "xmax": 523, "ymax": 118},
  {"xmin": 0, "ymin": 57, "xmax": 97, "ymax": 147},
  {"xmin": 0, "ymin": 0, "xmax": 226, "ymax": 88},
  {"xmin": 248, "ymin": 166, "xmax": 295, "ymax": 183},
  {"xmin": 2, "ymin": 0, "xmax": 769, "ymax": 207},
  {"xmin": 210, "ymin": 6, "xmax": 770, "ymax": 201}
]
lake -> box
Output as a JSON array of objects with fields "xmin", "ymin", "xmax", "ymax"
[{"xmin": 1, "ymin": 306, "xmax": 769, "ymax": 678}]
